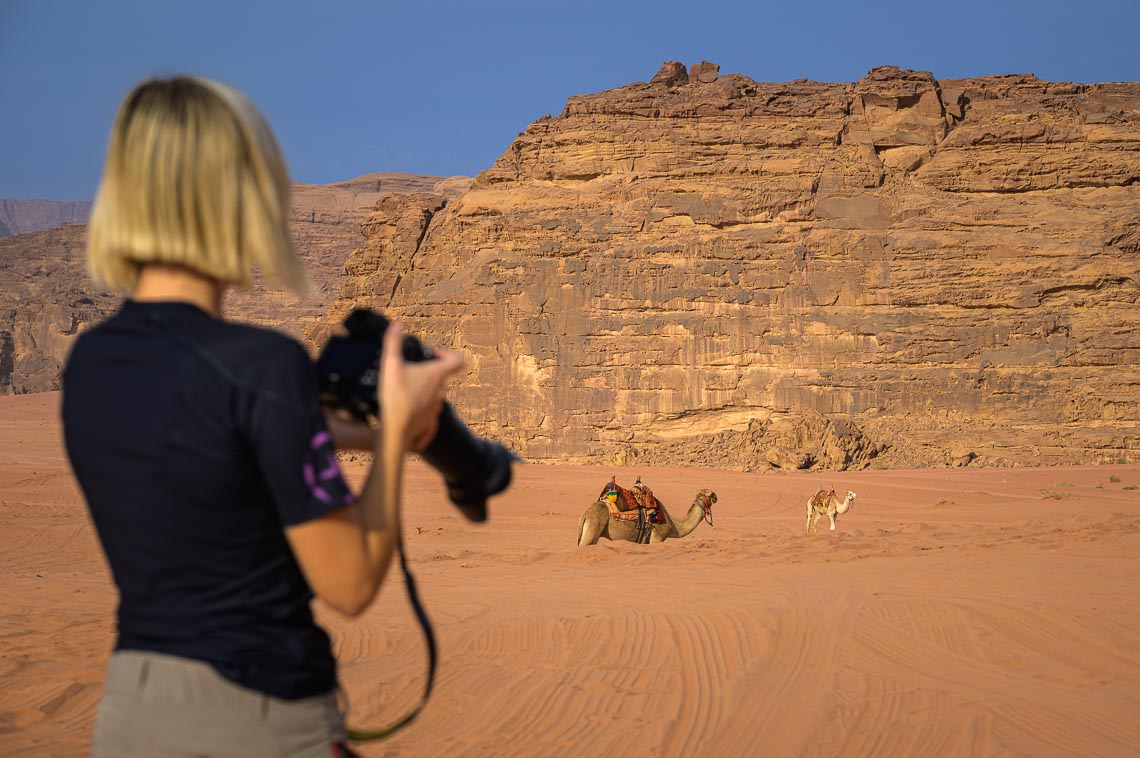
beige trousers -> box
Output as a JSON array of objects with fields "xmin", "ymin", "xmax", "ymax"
[{"xmin": 93, "ymin": 651, "xmax": 347, "ymax": 758}]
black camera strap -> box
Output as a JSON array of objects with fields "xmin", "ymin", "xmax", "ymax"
[{"xmin": 345, "ymin": 530, "xmax": 437, "ymax": 742}]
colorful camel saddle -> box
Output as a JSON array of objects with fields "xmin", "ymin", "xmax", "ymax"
[
  {"xmin": 810, "ymin": 486, "xmax": 836, "ymax": 513},
  {"xmin": 600, "ymin": 477, "xmax": 663, "ymax": 524}
]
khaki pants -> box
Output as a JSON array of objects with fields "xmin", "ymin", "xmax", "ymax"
[{"xmin": 94, "ymin": 651, "xmax": 348, "ymax": 758}]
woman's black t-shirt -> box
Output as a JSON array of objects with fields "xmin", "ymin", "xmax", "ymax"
[{"xmin": 62, "ymin": 300, "xmax": 353, "ymax": 699}]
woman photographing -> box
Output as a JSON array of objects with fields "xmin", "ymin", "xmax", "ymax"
[{"xmin": 61, "ymin": 76, "xmax": 463, "ymax": 756}]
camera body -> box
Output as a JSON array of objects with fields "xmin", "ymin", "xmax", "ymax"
[{"xmin": 316, "ymin": 309, "xmax": 515, "ymax": 522}]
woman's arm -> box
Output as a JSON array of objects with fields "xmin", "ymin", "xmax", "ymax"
[{"xmin": 285, "ymin": 324, "xmax": 464, "ymax": 617}]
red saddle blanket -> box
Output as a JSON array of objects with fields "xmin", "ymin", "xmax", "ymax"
[
  {"xmin": 600, "ymin": 481, "xmax": 663, "ymax": 523},
  {"xmin": 810, "ymin": 487, "xmax": 836, "ymax": 512}
]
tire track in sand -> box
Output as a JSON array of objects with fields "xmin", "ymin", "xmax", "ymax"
[
  {"xmin": 842, "ymin": 594, "xmax": 1139, "ymax": 755},
  {"xmin": 699, "ymin": 581, "xmax": 858, "ymax": 757}
]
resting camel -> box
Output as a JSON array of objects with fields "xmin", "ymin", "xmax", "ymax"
[
  {"xmin": 805, "ymin": 487, "xmax": 857, "ymax": 533},
  {"xmin": 577, "ymin": 487, "xmax": 717, "ymax": 546}
]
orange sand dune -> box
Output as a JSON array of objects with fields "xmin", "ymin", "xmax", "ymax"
[{"xmin": 2, "ymin": 391, "xmax": 1138, "ymax": 756}]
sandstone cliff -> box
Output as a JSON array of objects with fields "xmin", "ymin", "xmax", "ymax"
[
  {"xmin": 0, "ymin": 173, "xmax": 459, "ymax": 394},
  {"xmin": 226, "ymin": 172, "xmax": 460, "ymax": 329},
  {"xmin": 327, "ymin": 63, "xmax": 1139, "ymax": 469}
]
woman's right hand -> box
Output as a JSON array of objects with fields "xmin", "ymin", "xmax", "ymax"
[
  {"xmin": 379, "ymin": 322, "xmax": 465, "ymax": 452},
  {"xmin": 289, "ymin": 322, "xmax": 463, "ymax": 618}
]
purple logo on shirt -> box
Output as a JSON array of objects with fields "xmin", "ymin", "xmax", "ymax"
[{"xmin": 303, "ymin": 430, "xmax": 354, "ymax": 506}]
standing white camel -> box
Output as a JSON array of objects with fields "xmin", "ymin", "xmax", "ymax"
[{"xmin": 805, "ymin": 487, "xmax": 857, "ymax": 533}]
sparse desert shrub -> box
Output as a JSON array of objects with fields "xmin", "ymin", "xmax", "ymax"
[
  {"xmin": 1125, "ymin": 485, "xmax": 1138, "ymax": 491},
  {"xmin": 1110, "ymin": 475, "xmax": 1121, "ymax": 483},
  {"xmin": 1117, "ymin": 457, "xmax": 1128, "ymax": 464},
  {"xmin": 1058, "ymin": 482, "xmax": 1074, "ymax": 487},
  {"xmin": 1042, "ymin": 491, "xmax": 1064, "ymax": 500}
]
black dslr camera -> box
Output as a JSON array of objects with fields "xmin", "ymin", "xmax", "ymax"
[{"xmin": 316, "ymin": 309, "xmax": 515, "ymax": 522}]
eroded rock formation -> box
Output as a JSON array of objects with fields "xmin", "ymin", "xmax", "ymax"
[
  {"xmin": 327, "ymin": 64, "xmax": 1139, "ymax": 469},
  {"xmin": 0, "ymin": 173, "xmax": 456, "ymax": 394},
  {"xmin": 0, "ymin": 224, "xmax": 109, "ymax": 394}
]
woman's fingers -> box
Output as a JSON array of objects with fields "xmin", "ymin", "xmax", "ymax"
[
  {"xmin": 380, "ymin": 321, "xmax": 407, "ymax": 377},
  {"xmin": 428, "ymin": 347, "xmax": 465, "ymax": 382},
  {"xmin": 379, "ymin": 324, "xmax": 466, "ymax": 450}
]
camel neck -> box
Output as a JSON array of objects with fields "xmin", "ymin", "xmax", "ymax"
[{"xmin": 672, "ymin": 498, "xmax": 707, "ymax": 538}]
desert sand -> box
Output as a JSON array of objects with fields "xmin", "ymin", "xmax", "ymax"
[{"xmin": 2, "ymin": 390, "xmax": 1138, "ymax": 756}]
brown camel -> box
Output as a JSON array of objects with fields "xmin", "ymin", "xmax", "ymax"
[
  {"xmin": 577, "ymin": 488, "xmax": 716, "ymax": 546},
  {"xmin": 805, "ymin": 487, "xmax": 857, "ymax": 533}
]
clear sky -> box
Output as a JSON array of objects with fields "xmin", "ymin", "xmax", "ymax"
[{"xmin": 2, "ymin": 0, "xmax": 1137, "ymax": 200}]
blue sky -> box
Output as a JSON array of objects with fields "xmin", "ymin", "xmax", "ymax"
[{"xmin": 2, "ymin": 0, "xmax": 1137, "ymax": 200}]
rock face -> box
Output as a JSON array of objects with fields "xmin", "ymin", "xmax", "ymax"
[
  {"xmin": 0, "ymin": 224, "xmax": 111, "ymax": 394},
  {"xmin": 326, "ymin": 63, "xmax": 1139, "ymax": 469},
  {"xmin": 226, "ymin": 172, "xmax": 455, "ymax": 331},
  {"xmin": 0, "ymin": 173, "xmax": 457, "ymax": 394}
]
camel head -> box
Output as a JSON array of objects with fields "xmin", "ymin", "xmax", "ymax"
[
  {"xmin": 836, "ymin": 490, "xmax": 857, "ymax": 514},
  {"xmin": 696, "ymin": 489, "xmax": 717, "ymax": 527}
]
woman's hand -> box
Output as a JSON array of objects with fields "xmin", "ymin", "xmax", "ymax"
[{"xmin": 380, "ymin": 322, "xmax": 465, "ymax": 452}]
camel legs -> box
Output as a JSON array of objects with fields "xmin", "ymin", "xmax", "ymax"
[
  {"xmin": 577, "ymin": 514, "xmax": 604, "ymax": 546},
  {"xmin": 806, "ymin": 498, "xmax": 843, "ymax": 535}
]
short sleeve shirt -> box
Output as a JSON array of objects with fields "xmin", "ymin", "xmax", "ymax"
[{"xmin": 62, "ymin": 300, "xmax": 352, "ymax": 699}]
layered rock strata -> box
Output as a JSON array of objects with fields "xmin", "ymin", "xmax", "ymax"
[{"xmin": 328, "ymin": 63, "xmax": 1139, "ymax": 469}]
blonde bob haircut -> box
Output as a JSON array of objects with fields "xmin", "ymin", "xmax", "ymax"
[{"xmin": 88, "ymin": 76, "xmax": 312, "ymax": 294}]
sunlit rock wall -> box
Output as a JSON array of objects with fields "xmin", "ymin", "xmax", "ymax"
[{"xmin": 330, "ymin": 63, "xmax": 1139, "ymax": 469}]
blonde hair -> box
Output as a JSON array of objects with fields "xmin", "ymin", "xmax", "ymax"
[{"xmin": 88, "ymin": 76, "xmax": 312, "ymax": 294}]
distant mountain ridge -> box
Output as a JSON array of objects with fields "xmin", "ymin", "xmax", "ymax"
[
  {"xmin": 0, "ymin": 173, "xmax": 445, "ymax": 239},
  {"xmin": 0, "ymin": 199, "xmax": 92, "ymax": 238}
]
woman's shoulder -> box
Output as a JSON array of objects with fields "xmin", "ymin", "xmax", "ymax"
[
  {"xmin": 215, "ymin": 319, "xmax": 306, "ymax": 356},
  {"xmin": 207, "ymin": 321, "xmax": 313, "ymax": 378},
  {"xmin": 67, "ymin": 304, "xmax": 316, "ymax": 396},
  {"xmin": 72, "ymin": 301, "xmax": 306, "ymax": 361},
  {"xmin": 192, "ymin": 321, "xmax": 319, "ymax": 413}
]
